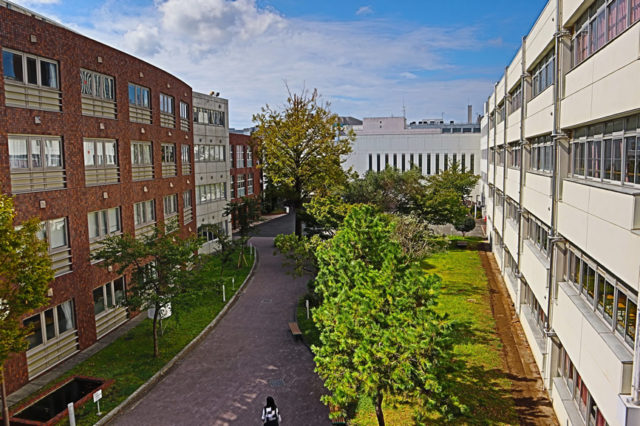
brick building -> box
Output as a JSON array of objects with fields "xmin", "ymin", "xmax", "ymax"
[
  {"xmin": 229, "ymin": 132, "xmax": 261, "ymax": 228},
  {"xmin": 1, "ymin": 2, "xmax": 196, "ymax": 393}
]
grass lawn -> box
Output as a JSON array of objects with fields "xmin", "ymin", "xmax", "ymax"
[
  {"xmin": 13, "ymin": 248, "xmax": 254, "ymax": 426},
  {"xmin": 339, "ymin": 240, "xmax": 518, "ymax": 425}
]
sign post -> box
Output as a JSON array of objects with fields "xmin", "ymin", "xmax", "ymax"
[
  {"xmin": 306, "ymin": 299, "xmax": 310, "ymax": 319},
  {"xmin": 222, "ymin": 284, "xmax": 226, "ymax": 302},
  {"xmin": 93, "ymin": 389, "xmax": 102, "ymax": 416},
  {"xmin": 68, "ymin": 402, "xmax": 76, "ymax": 426}
]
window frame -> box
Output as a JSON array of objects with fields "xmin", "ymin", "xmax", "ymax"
[
  {"xmin": 9, "ymin": 135, "xmax": 64, "ymax": 170},
  {"xmin": 134, "ymin": 199, "xmax": 156, "ymax": 228},
  {"xmin": 88, "ymin": 207, "xmax": 122, "ymax": 242},
  {"xmin": 160, "ymin": 93, "xmax": 175, "ymax": 115},
  {"xmin": 128, "ymin": 83, "xmax": 151, "ymax": 109},
  {"xmin": 80, "ymin": 69, "xmax": 115, "ymax": 101},
  {"xmin": 2, "ymin": 48, "xmax": 59, "ymax": 90}
]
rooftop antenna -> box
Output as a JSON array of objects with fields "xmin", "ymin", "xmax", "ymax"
[{"xmin": 402, "ymin": 98, "xmax": 406, "ymax": 120}]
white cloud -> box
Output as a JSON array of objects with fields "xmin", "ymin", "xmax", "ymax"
[
  {"xmin": 58, "ymin": 0, "xmax": 494, "ymax": 127},
  {"xmin": 356, "ymin": 6, "xmax": 373, "ymax": 16}
]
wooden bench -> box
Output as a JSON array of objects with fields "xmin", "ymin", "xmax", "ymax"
[{"xmin": 288, "ymin": 322, "xmax": 302, "ymax": 340}]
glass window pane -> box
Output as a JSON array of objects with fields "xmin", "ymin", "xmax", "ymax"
[
  {"xmin": 24, "ymin": 315, "xmax": 43, "ymax": 349},
  {"xmin": 95, "ymin": 142, "xmax": 104, "ymax": 166},
  {"xmin": 40, "ymin": 61, "xmax": 58, "ymax": 89},
  {"xmin": 44, "ymin": 308, "xmax": 55, "ymax": 340},
  {"xmin": 9, "ymin": 138, "xmax": 28, "ymax": 169},
  {"xmin": 113, "ymin": 278, "xmax": 125, "ymax": 305},
  {"xmin": 26, "ymin": 57, "xmax": 37, "ymax": 84},
  {"xmin": 93, "ymin": 286, "xmax": 106, "ymax": 315},
  {"xmin": 105, "ymin": 142, "xmax": 116, "ymax": 166},
  {"xmin": 128, "ymin": 84, "xmax": 135, "ymax": 104},
  {"xmin": 45, "ymin": 139, "xmax": 62, "ymax": 168},
  {"xmin": 56, "ymin": 301, "xmax": 75, "ymax": 334},
  {"xmin": 627, "ymin": 299, "xmax": 637, "ymax": 342},
  {"xmin": 99, "ymin": 210, "xmax": 108, "ymax": 236},
  {"xmin": 106, "ymin": 282, "xmax": 115, "ymax": 308},
  {"xmin": 84, "ymin": 141, "xmax": 95, "ymax": 166},
  {"xmin": 49, "ymin": 218, "xmax": 67, "ymax": 249},
  {"xmin": 596, "ymin": 275, "xmax": 605, "ymax": 311},
  {"xmin": 88, "ymin": 212, "xmax": 99, "ymax": 239},
  {"xmin": 31, "ymin": 139, "xmax": 42, "ymax": 168},
  {"xmin": 3, "ymin": 51, "xmax": 23, "ymax": 81},
  {"xmin": 108, "ymin": 208, "xmax": 121, "ymax": 233},
  {"xmin": 604, "ymin": 281, "xmax": 615, "ymax": 319},
  {"xmin": 586, "ymin": 266, "xmax": 595, "ymax": 301},
  {"xmin": 617, "ymin": 291, "xmax": 628, "ymax": 334}
]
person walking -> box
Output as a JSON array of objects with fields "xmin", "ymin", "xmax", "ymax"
[{"xmin": 261, "ymin": 396, "xmax": 281, "ymax": 425}]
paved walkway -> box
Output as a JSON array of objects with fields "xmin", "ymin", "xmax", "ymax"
[{"xmin": 112, "ymin": 235, "xmax": 330, "ymax": 425}]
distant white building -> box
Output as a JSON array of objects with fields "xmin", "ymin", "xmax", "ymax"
[{"xmin": 342, "ymin": 115, "xmax": 483, "ymax": 197}]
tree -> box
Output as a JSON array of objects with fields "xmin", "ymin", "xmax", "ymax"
[
  {"xmin": 302, "ymin": 195, "xmax": 356, "ymax": 238},
  {"xmin": 417, "ymin": 161, "xmax": 479, "ymax": 226},
  {"xmin": 344, "ymin": 167, "xmax": 424, "ymax": 214},
  {"xmin": 454, "ymin": 216, "xmax": 476, "ymax": 237},
  {"xmin": 253, "ymin": 88, "xmax": 354, "ymax": 236},
  {"xmin": 313, "ymin": 206, "xmax": 464, "ymax": 425},
  {"xmin": 93, "ymin": 225, "xmax": 202, "ymax": 358},
  {"xmin": 225, "ymin": 197, "xmax": 261, "ymax": 267},
  {"xmin": 199, "ymin": 223, "xmax": 237, "ymax": 276},
  {"xmin": 390, "ymin": 213, "xmax": 447, "ymax": 260},
  {"xmin": 0, "ymin": 195, "xmax": 53, "ymax": 426}
]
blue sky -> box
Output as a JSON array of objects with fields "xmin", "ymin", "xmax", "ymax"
[{"xmin": 16, "ymin": 0, "xmax": 547, "ymax": 128}]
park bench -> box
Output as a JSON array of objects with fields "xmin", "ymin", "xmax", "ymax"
[{"xmin": 288, "ymin": 322, "xmax": 302, "ymax": 340}]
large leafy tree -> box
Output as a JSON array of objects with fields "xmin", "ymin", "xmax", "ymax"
[
  {"xmin": 313, "ymin": 206, "xmax": 464, "ymax": 425},
  {"xmin": 0, "ymin": 195, "xmax": 52, "ymax": 426},
  {"xmin": 224, "ymin": 197, "xmax": 261, "ymax": 267},
  {"xmin": 417, "ymin": 161, "xmax": 479, "ymax": 225},
  {"xmin": 343, "ymin": 167, "xmax": 424, "ymax": 214},
  {"xmin": 93, "ymin": 226, "xmax": 202, "ymax": 358},
  {"xmin": 253, "ymin": 88, "xmax": 354, "ymax": 236}
]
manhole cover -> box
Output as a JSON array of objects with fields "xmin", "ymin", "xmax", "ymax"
[
  {"xmin": 268, "ymin": 379, "xmax": 285, "ymax": 388},
  {"xmin": 261, "ymin": 298, "xmax": 273, "ymax": 304}
]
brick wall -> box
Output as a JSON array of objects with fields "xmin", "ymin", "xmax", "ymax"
[{"xmin": 0, "ymin": 6, "xmax": 195, "ymax": 394}]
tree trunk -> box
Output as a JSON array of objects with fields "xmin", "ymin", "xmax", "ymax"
[
  {"xmin": 152, "ymin": 303, "xmax": 160, "ymax": 358},
  {"xmin": 375, "ymin": 391, "xmax": 385, "ymax": 426},
  {"xmin": 1, "ymin": 367, "xmax": 10, "ymax": 426}
]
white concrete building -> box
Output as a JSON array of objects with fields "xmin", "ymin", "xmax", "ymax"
[
  {"xmin": 481, "ymin": 1, "xmax": 640, "ymax": 424},
  {"xmin": 192, "ymin": 92, "xmax": 231, "ymax": 253},
  {"xmin": 343, "ymin": 116, "xmax": 482, "ymax": 197}
]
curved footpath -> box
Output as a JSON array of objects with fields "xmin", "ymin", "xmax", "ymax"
[{"xmin": 111, "ymin": 233, "xmax": 330, "ymax": 425}]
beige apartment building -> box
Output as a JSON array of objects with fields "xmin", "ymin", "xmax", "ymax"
[
  {"xmin": 481, "ymin": 0, "xmax": 640, "ymax": 424},
  {"xmin": 192, "ymin": 92, "xmax": 231, "ymax": 253}
]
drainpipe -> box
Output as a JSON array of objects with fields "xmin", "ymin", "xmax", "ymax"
[
  {"xmin": 516, "ymin": 35, "xmax": 527, "ymax": 315},
  {"xmin": 492, "ymin": 83, "xmax": 498, "ymax": 244},
  {"xmin": 501, "ymin": 67, "xmax": 509, "ymax": 272},
  {"xmin": 545, "ymin": 0, "xmax": 568, "ymax": 337}
]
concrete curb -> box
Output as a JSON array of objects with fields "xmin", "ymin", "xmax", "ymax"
[{"xmin": 96, "ymin": 245, "xmax": 260, "ymax": 425}]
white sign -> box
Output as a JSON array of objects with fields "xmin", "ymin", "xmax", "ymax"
[{"xmin": 93, "ymin": 389, "xmax": 102, "ymax": 402}]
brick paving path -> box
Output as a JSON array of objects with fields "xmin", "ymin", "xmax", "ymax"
[{"xmin": 112, "ymin": 233, "xmax": 330, "ymax": 425}]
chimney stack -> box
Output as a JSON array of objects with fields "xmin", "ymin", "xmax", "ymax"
[{"xmin": 467, "ymin": 105, "xmax": 473, "ymax": 124}]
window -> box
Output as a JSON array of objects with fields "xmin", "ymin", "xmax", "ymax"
[
  {"xmin": 461, "ymin": 153, "xmax": 466, "ymax": 171},
  {"xmin": 88, "ymin": 207, "xmax": 121, "ymax": 240},
  {"xmin": 9, "ymin": 135, "xmax": 63, "ymax": 170},
  {"xmin": 80, "ymin": 69, "xmax": 114, "ymax": 100},
  {"xmin": 194, "ymin": 145, "xmax": 226, "ymax": 162},
  {"xmin": 160, "ymin": 93, "xmax": 174, "ymax": 115},
  {"xmin": 409, "ymin": 153, "xmax": 415, "ymax": 168},
  {"xmin": 94, "ymin": 278, "xmax": 126, "ymax": 316},
  {"xmin": 427, "ymin": 154, "xmax": 431, "ymax": 175},
  {"xmin": 470, "ymin": 154, "xmax": 475, "ymax": 173},
  {"xmin": 37, "ymin": 217, "xmax": 68, "ymax": 252},
  {"xmin": 444, "ymin": 154, "xmax": 449, "ymax": 171},
  {"xmin": 508, "ymin": 144, "xmax": 521, "ymax": 169},
  {"xmin": 180, "ymin": 101, "xmax": 189, "ymax": 120},
  {"xmin": 199, "ymin": 221, "xmax": 228, "ymax": 242},
  {"xmin": 529, "ymin": 135, "xmax": 553, "ymax": 173},
  {"xmin": 418, "ymin": 154, "xmax": 422, "ymax": 170},
  {"xmin": 400, "ymin": 154, "xmax": 404, "ymax": 172},
  {"xmin": 231, "ymin": 146, "xmax": 235, "ymax": 168},
  {"xmin": 24, "ymin": 300, "xmax": 75, "ymax": 350},
  {"xmin": 193, "ymin": 107, "xmax": 226, "ymax": 126},
  {"xmin": 368, "ymin": 154, "xmax": 373, "ymax": 171},
  {"xmin": 567, "ymin": 247, "xmax": 638, "ymax": 348},
  {"xmin": 496, "ymin": 104, "xmax": 505, "ymax": 125},
  {"xmin": 237, "ymin": 175, "xmax": 246, "ymax": 197},
  {"xmin": 378, "ymin": 154, "xmax": 382, "ymax": 172},
  {"xmin": 531, "ymin": 50, "xmax": 555, "ymax": 97},
  {"xmin": 134, "ymin": 200, "xmax": 156, "ymax": 228},
  {"xmin": 230, "ymin": 176, "xmax": 236, "ymax": 199},
  {"xmin": 197, "ymin": 183, "xmax": 227, "ymax": 204},
  {"xmin": 84, "ymin": 139, "xmax": 117, "ymax": 176},
  {"xmin": 385, "ymin": 153, "xmax": 389, "ymax": 168},
  {"xmin": 128, "ymin": 83, "xmax": 150, "ymax": 108},
  {"xmin": 435, "ymin": 154, "xmax": 440, "ymax": 174},
  {"xmin": 247, "ymin": 147, "xmax": 253, "ymax": 167},
  {"xmin": 181, "ymin": 145, "xmax": 191, "ymax": 175},
  {"xmin": 509, "ymin": 84, "xmax": 523, "ymax": 114},
  {"xmin": 237, "ymin": 145, "xmax": 245, "ymax": 168},
  {"xmin": 164, "ymin": 194, "xmax": 178, "ymax": 216},
  {"xmin": 183, "ymin": 190, "xmax": 193, "ymax": 224},
  {"xmin": 393, "ymin": 154, "xmax": 397, "ymax": 169},
  {"xmin": 131, "ymin": 142, "xmax": 153, "ymax": 165},
  {"xmin": 162, "ymin": 144, "xmax": 176, "ymax": 164},
  {"xmin": 2, "ymin": 49, "xmax": 58, "ymax": 89},
  {"xmin": 571, "ymin": 115, "xmax": 640, "ymax": 185},
  {"xmin": 634, "ymin": 0, "xmax": 640, "ymax": 23},
  {"xmin": 524, "ymin": 214, "xmax": 549, "ymax": 256},
  {"xmin": 505, "ymin": 197, "xmax": 519, "ymax": 226},
  {"xmin": 248, "ymin": 174, "xmax": 254, "ymax": 195}
]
